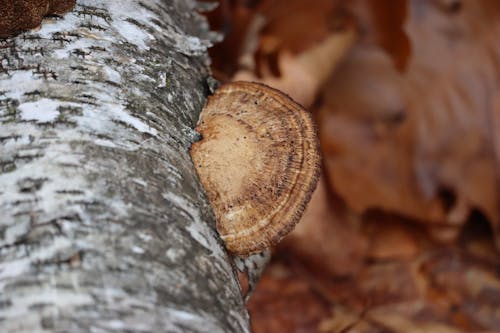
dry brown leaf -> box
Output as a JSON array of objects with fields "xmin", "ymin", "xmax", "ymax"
[
  {"xmin": 233, "ymin": 24, "xmax": 356, "ymax": 108},
  {"xmin": 253, "ymin": 0, "xmax": 340, "ymax": 77},
  {"xmin": 320, "ymin": 0, "xmax": 500, "ymax": 245},
  {"xmin": 247, "ymin": 259, "xmax": 331, "ymax": 333},
  {"xmin": 363, "ymin": 214, "xmax": 422, "ymax": 261},
  {"xmin": 344, "ymin": 0, "xmax": 411, "ymax": 71},
  {"xmin": 202, "ymin": 0, "xmax": 261, "ymax": 78},
  {"xmin": 204, "ymin": 0, "xmax": 410, "ymax": 81},
  {"xmin": 280, "ymin": 176, "xmax": 368, "ymax": 277},
  {"xmin": 250, "ymin": 227, "xmax": 500, "ymax": 333}
]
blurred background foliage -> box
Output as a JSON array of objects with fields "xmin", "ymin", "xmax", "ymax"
[{"xmin": 201, "ymin": 1, "xmax": 500, "ymax": 332}]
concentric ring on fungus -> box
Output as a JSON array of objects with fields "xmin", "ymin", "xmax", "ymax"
[{"xmin": 190, "ymin": 82, "xmax": 321, "ymax": 256}]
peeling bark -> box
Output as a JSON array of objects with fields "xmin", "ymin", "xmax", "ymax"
[{"xmin": 0, "ymin": 1, "xmax": 249, "ymax": 332}]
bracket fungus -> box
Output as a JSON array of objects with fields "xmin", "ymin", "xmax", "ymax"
[
  {"xmin": 0, "ymin": 0, "xmax": 76, "ymax": 38},
  {"xmin": 190, "ymin": 81, "xmax": 321, "ymax": 256}
]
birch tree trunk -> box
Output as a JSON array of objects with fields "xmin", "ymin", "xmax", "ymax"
[{"xmin": 0, "ymin": 1, "xmax": 250, "ymax": 332}]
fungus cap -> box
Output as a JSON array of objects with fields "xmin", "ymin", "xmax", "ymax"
[
  {"xmin": 0, "ymin": 0, "xmax": 76, "ymax": 38},
  {"xmin": 190, "ymin": 81, "xmax": 321, "ymax": 255}
]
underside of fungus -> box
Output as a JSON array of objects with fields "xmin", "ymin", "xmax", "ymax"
[{"xmin": 190, "ymin": 81, "xmax": 321, "ymax": 256}]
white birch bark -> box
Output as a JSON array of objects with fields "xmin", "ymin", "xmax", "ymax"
[{"xmin": 0, "ymin": 1, "xmax": 250, "ymax": 332}]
